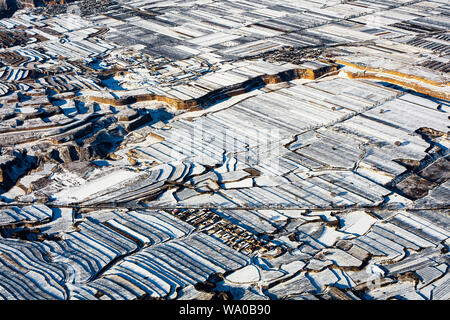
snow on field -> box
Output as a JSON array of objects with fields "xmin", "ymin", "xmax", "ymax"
[
  {"xmin": 316, "ymin": 225, "xmax": 356, "ymax": 247},
  {"xmin": 52, "ymin": 169, "xmax": 141, "ymax": 204}
]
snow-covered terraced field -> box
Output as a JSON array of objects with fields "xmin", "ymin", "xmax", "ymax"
[{"xmin": 0, "ymin": 0, "xmax": 449, "ymax": 302}]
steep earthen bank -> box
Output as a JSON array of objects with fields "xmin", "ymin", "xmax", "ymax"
[{"xmin": 88, "ymin": 64, "xmax": 338, "ymax": 110}]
